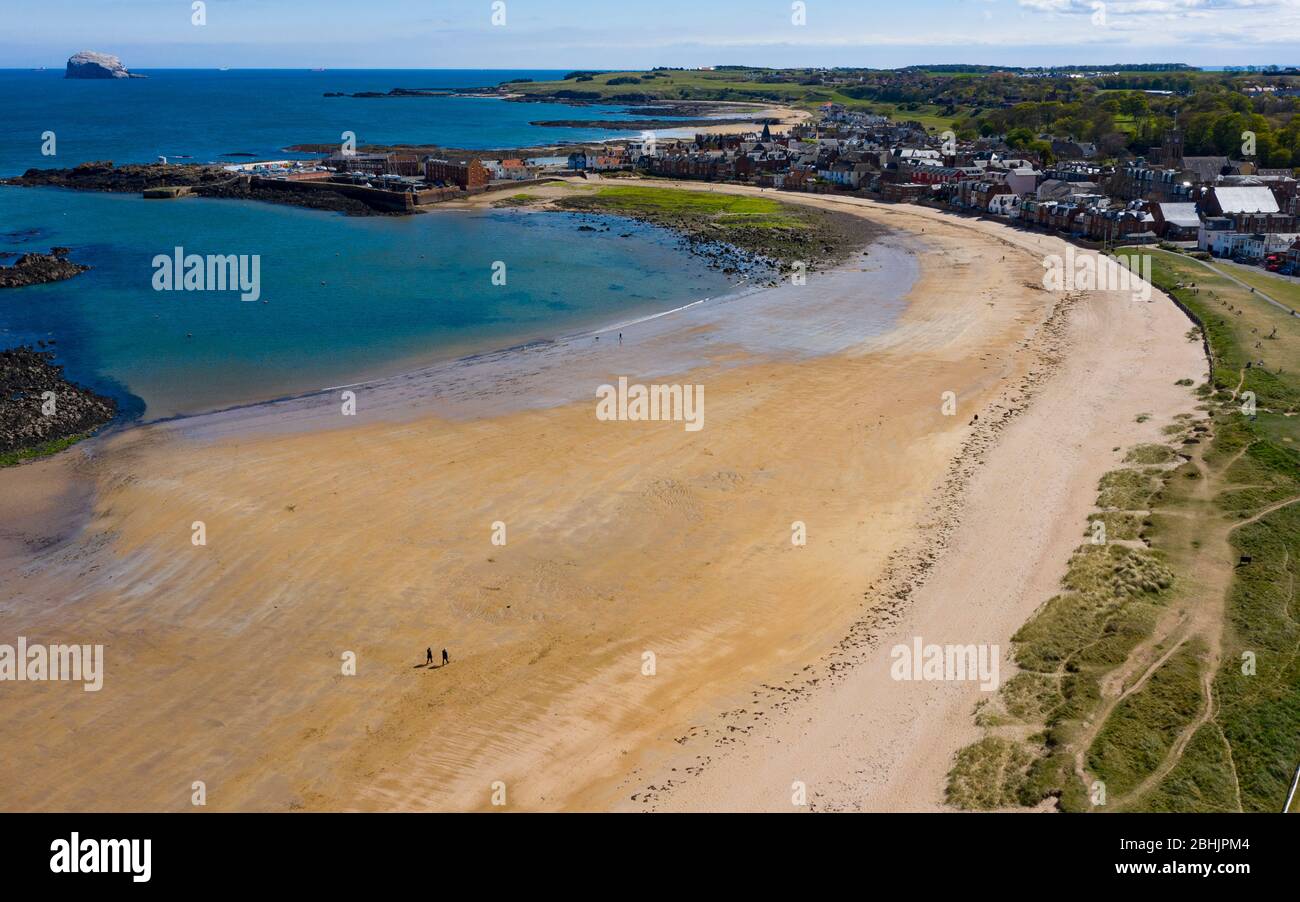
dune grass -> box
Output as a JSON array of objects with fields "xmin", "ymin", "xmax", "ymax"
[
  {"xmin": 1086, "ymin": 641, "xmax": 1206, "ymax": 798},
  {"xmin": 947, "ymin": 247, "xmax": 1300, "ymax": 812}
]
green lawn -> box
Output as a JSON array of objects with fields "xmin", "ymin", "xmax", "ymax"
[
  {"xmin": 561, "ymin": 184, "xmax": 801, "ymax": 222},
  {"xmin": 1211, "ymin": 263, "xmax": 1300, "ymax": 315}
]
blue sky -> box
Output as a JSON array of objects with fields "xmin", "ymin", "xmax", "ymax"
[{"xmin": 3, "ymin": 0, "xmax": 1296, "ymax": 69}]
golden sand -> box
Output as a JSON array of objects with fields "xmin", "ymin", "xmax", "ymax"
[{"xmin": 0, "ymin": 186, "xmax": 1203, "ymax": 811}]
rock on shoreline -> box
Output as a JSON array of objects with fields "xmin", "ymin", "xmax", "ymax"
[
  {"xmin": 65, "ymin": 50, "xmax": 143, "ymax": 79},
  {"xmin": 0, "ymin": 247, "xmax": 89, "ymax": 289},
  {"xmin": 0, "ymin": 347, "xmax": 117, "ymax": 457},
  {"xmin": 7, "ymin": 160, "xmax": 232, "ymax": 193}
]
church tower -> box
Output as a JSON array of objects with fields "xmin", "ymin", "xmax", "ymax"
[{"xmin": 1162, "ymin": 111, "xmax": 1183, "ymax": 167}]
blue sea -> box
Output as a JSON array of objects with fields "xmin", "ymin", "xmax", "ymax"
[
  {"xmin": 0, "ymin": 69, "xmax": 736, "ymax": 419},
  {"xmin": 0, "ymin": 69, "xmax": 660, "ymax": 176}
]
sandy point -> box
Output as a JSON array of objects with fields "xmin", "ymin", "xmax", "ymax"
[{"xmin": 0, "ymin": 183, "xmax": 1205, "ymax": 812}]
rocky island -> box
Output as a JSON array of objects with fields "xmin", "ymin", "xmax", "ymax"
[
  {"xmin": 0, "ymin": 247, "xmax": 89, "ymax": 289},
  {"xmin": 65, "ymin": 50, "xmax": 144, "ymax": 79}
]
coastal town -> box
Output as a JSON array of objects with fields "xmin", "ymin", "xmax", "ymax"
[{"xmin": 207, "ymin": 97, "xmax": 1300, "ymax": 275}]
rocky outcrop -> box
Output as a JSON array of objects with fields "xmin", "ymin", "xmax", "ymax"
[
  {"xmin": 0, "ymin": 247, "xmax": 89, "ymax": 289},
  {"xmin": 4, "ymin": 161, "xmax": 231, "ymax": 193},
  {"xmin": 0, "ymin": 347, "xmax": 116, "ymax": 456},
  {"xmin": 4, "ymin": 163, "xmax": 403, "ymax": 216},
  {"xmin": 65, "ymin": 51, "xmax": 143, "ymax": 79}
]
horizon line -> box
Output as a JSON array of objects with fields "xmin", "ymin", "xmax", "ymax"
[{"xmin": 8, "ymin": 63, "xmax": 1268, "ymax": 72}]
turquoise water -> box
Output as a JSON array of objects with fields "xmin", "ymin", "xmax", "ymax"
[
  {"xmin": 0, "ymin": 69, "xmax": 667, "ymax": 177},
  {"xmin": 0, "ymin": 186, "xmax": 736, "ymax": 419},
  {"xmin": 0, "ymin": 69, "xmax": 739, "ymax": 420}
]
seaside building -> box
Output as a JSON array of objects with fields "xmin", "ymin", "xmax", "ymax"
[
  {"xmin": 424, "ymin": 158, "xmax": 490, "ymax": 190},
  {"xmin": 327, "ymin": 152, "xmax": 390, "ymax": 175},
  {"xmin": 1151, "ymin": 202, "xmax": 1202, "ymax": 240}
]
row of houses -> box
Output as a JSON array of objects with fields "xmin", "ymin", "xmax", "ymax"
[{"xmin": 616, "ymin": 112, "xmax": 1300, "ymax": 265}]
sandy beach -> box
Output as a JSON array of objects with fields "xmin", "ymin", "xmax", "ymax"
[
  {"xmin": 670, "ymin": 103, "xmax": 812, "ymax": 137},
  {"xmin": 0, "ymin": 183, "xmax": 1205, "ymax": 811}
]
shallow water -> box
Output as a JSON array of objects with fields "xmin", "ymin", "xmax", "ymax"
[{"xmin": 0, "ymin": 186, "xmax": 738, "ymax": 418}]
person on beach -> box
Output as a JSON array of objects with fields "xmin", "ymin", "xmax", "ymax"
[
  {"xmin": 618, "ymin": 332, "xmax": 623, "ymax": 345},
  {"xmin": 426, "ymin": 648, "xmax": 433, "ymax": 666},
  {"xmin": 442, "ymin": 649, "xmax": 450, "ymax": 666}
]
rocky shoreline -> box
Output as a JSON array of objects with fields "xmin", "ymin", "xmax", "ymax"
[
  {"xmin": 0, "ymin": 247, "xmax": 89, "ymax": 289},
  {"xmin": 0, "ymin": 346, "xmax": 117, "ymax": 462},
  {"xmin": 551, "ymin": 194, "xmax": 880, "ymax": 285},
  {"xmin": 3, "ymin": 161, "xmax": 392, "ymax": 216}
]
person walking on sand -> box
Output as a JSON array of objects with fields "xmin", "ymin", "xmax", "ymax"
[
  {"xmin": 442, "ymin": 649, "xmax": 450, "ymax": 666},
  {"xmin": 426, "ymin": 647, "xmax": 433, "ymax": 666}
]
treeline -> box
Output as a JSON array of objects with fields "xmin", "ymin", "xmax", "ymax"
[{"xmin": 949, "ymin": 75, "xmax": 1300, "ymax": 168}]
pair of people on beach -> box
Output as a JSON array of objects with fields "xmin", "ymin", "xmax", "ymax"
[{"xmin": 426, "ymin": 647, "xmax": 449, "ymax": 666}]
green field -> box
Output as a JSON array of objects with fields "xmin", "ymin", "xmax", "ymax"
[
  {"xmin": 554, "ymin": 184, "xmax": 804, "ymax": 223},
  {"xmin": 1209, "ymin": 264, "xmax": 1300, "ymax": 316},
  {"xmin": 503, "ymin": 69, "xmax": 959, "ymax": 132}
]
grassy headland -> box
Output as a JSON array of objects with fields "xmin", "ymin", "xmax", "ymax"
[
  {"xmin": 549, "ymin": 184, "xmax": 878, "ymax": 279},
  {"xmin": 498, "ymin": 67, "xmax": 959, "ymax": 131}
]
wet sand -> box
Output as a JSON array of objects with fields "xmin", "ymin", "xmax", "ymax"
[{"xmin": 0, "ymin": 185, "xmax": 1204, "ymax": 811}]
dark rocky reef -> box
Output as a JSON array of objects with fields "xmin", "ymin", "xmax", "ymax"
[
  {"xmin": 0, "ymin": 247, "xmax": 89, "ymax": 289},
  {"xmin": 5, "ymin": 160, "xmax": 231, "ymax": 193},
  {"xmin": 0, "ymin": 347, "xmax": 117, "ymax": 457},
  {"xmin": 5, "ymin": 162, "xmax": 387, "ymax": 216},
  {"xmin": 324, "ymin": 87, "xmax": 453, "ymax": 98}
]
